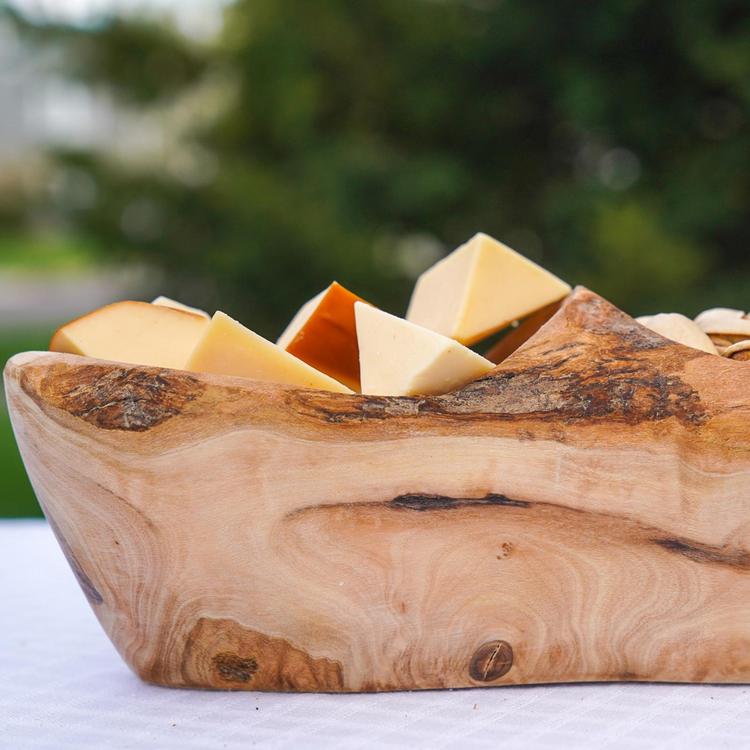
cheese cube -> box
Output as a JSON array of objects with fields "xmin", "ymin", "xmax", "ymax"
[
  {"xmin": 152, "ymin": 296, "xmax": 210, "ymax": 319},
  {"xmin": 355, "ymin": 302, "xmax": 494, "ymax": 396},
  {"xmin": 50, "ymin": 300, "xmax": 209, "ymax": 369},
  {"xmin": 277, "ymin": 282, "xmax": 367, "ymax": 391},
  {"xmin": 187, "ymin": 311, "xmax": 351, "ymax": 393},
  {"xmin": 406, "ymin": 232, "xmax": 571, "ymax": 345}
]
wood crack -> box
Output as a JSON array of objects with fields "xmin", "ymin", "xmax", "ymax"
[
  {"xmin": 652, "ymin": 537, "xmax": 750, "ymax": 570},
  {"xmin": 391, "ymin": 493, "xmax": 530, "ymax": 511}
]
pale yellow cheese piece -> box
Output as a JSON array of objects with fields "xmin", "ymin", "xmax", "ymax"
[
  {"xmin": 406, "ymin": 232, "xmax": 571, "ymax": 345},
  {"xmin": 50, "ymin": 300, "xmax": 209, "ymax": 369},
  {"xmin": 694, "ymin": 308, "xmax": 750, "ymax": 337},
  {"xmin": 355, "ymin": 302, "xmax": 494, "ymax": 396},
  {"xmin": 186, "ymin": 311, "xmax": 351, "ymax": 393},
  {"xmin": 636, "ymin": 313, "xmax": 718, "ymax": 354},
  {"xmin": 152, "ymin": 295, "xmax": 210, "ymax": 319}
]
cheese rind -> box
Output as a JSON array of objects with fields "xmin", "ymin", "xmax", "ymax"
[
  {"xmin": 277, "ymin": 282, "xmax": 366, "ymax": 391},
  {"xmin": 152, "ymin": 296, "xmax": 210, "ymax": 319},
  {"xmin": 277, "ymin": 290, "xmax": 328, "ymax": 349},
  {"xmin": 50, "ymin": 301, "xmax": 209, "ymax": 369},
  {"xmin": 187, "ymin": 311, "xmax": 351, "ymax": 393},
  {"xmin": 636, "ymin": 313, "xmax": 718, "ymax": 355},
  {"xmin": 406, "ymin": 233, "xmax": 571, "ymax": 345},
  {"xmin": 355, "ymin": 302, "xmax": 494, "ymax": 396}
]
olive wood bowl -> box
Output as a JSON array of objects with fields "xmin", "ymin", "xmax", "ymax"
[{"xmin": 5, "ymin": 287, "xmax": 750, "ymax": 691}]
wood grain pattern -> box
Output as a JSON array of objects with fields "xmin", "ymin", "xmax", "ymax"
[{"xmin": 5, "ymin": 287, "xmax": 750, "ymax": 691}]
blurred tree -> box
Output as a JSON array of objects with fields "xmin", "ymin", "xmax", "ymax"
[{"xmin": 5, "ymin": 0, "xmax": 750, "ymax": 334}]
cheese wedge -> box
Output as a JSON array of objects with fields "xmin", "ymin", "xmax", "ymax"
[
  {"xmin": 152, "ymin": 296, "xmax": 210, "ymax": 319},
  {"xmin": 187, "ymin": 311, "xmax": 351, "ymax": 393},
  {"xmin": 636, "ymin": 313, "xmax": 717, "ymax": 354},
  {"xmin": 355, "ymin": 302, "xmax": 494, "ymax": 396},
  {"xmin": 277, "ymin": 282, "xmax": 367, "ymax": 391},
  {"xmin": 406, "ymin": 232, "xmax": 571, "ymax": 345},
  {"xmin": 50, "ymin": 300, "xmax": 209, "ymax": 369}
]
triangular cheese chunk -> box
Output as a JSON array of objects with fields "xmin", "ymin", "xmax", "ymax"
[
  {"xmin": 187, "ymin": 311, "xmax": 351, "ymax": 393},
  {"xmin": 277, "ymin": 282, "xmax": 367, "ymax": 391},
  {"xmin": 355, "ymin": 302, "xmax": 494, "ymax": 396},
  {"xmin": 50, "ymin": 300, "xmax": 209, "ymax": 370},
  {"xmin": 152, "ymin": 296, "xmax": 209, "ymax": 319},
  {"xmin": 407, "ymin": 232, "xmax": 571, "ymax": 345}
]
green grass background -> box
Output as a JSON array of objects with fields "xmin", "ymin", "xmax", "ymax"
[{"xmin": 1, "ymin": 328, "xmax": 50, "ymax": 517}]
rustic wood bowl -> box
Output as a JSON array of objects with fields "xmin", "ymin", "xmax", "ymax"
[{"xmin": 5, "ymin": 288, "xmax": 750, "ymax": 692}]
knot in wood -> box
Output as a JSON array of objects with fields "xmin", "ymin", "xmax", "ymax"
[
  {"xmin": 469, "ymin": 640, "xmax": 513, "ymax": 682},
  {"xmin": 212, "ymin": 652, "xmax": 258, "ymax": 683}
]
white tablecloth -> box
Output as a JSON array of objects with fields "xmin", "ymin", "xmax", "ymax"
[{"xmin": 1, "ymin": 520, "xmax": 749, "ymax": 749}]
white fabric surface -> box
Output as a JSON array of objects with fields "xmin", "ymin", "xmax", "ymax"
[{"xmin": 1, "ymin": 520, "xmax": 749, "ymax": 750}]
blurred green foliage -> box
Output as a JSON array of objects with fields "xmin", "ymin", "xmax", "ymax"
[
  {"xmin": 5, "ymin": 0, "xmax": 749, "ymax": 337},
  {"xmin": 1, "ymin": 329, "xmax": 49, "ymax": 517},
  {"xmin": 0, "ymin": 410, "xmax": 41, "ymax": 517},
  {"xmin": 0, "ymin": 233, "xmax": 96, "ymax": 272}
]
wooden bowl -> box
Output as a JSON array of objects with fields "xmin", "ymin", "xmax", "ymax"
[{"xmin": 5, "ymin": 287, "xmax": 750, "ymax": 692}]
